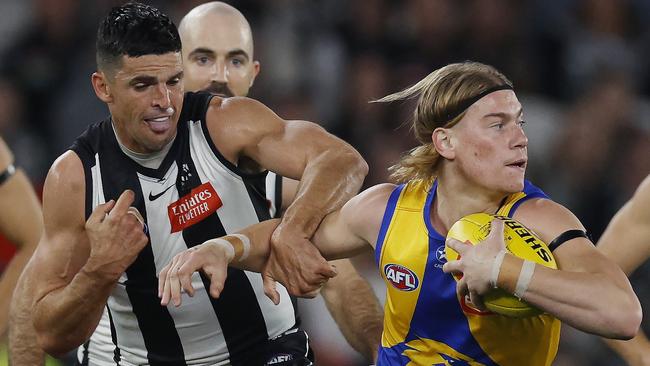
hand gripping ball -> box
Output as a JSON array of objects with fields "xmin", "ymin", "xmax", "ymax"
[{"xmin": 445, "ymin": 213, "xmax": 557, "ymax": 317}]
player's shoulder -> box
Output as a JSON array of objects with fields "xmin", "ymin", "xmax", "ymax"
[
  {"xmin": 207, "ymin": 96, "xmax": 269, "ymax": 122},
  {"xmin": 46, "ymin": 151, "xmax": 85, "ymax": 193},
  {"xmin": 344, "ymin": 183, "xmax": 397, "ymax": 215}
]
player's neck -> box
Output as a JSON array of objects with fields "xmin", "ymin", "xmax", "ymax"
[
  {"xmin": 112, "ymin": 121, "xmax": 174, "ymax": 169},
  {"xmin": 432, "ymin": 174, "xmax": 503, "ymax": 235}
]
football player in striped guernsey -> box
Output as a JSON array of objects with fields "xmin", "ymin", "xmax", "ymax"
[
  {"xmin": 26, "ymin": 2, "xmax": 368, "ymax": 366},
  {"xmin": 67, "ymin": 2, "xmax": 383, "ymax": 365}
]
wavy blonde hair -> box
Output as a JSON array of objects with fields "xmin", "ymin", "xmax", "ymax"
[{"xmin": 375, "ymin": 62, "xmax": 512, "ymax": 185}]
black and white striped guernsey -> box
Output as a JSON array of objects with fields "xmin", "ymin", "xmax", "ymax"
[{"xmin": 71, "ymin": 92, "xmax": 296, "ymax": 366}]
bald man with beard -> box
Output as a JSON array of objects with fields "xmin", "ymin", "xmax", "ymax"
[{"xmin": 177, "ymin": 3, "xmax": 383, "ymax": 363}]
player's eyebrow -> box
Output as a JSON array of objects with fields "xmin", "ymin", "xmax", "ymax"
[{"xmin": 482, "ymin": 107, "xmax": 523, "ymax": 119}]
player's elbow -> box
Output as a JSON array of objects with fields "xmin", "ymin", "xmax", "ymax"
[
  {"xmin": 37, "ymin": 332, "xmax": 77, "ymax": 358},
  {"xmin": 338, "ymin": 147, "xmax": 369, "ymax": 180},
  {"xmin": 600, "ymin": 297, "xmax": 642, "ymax": 340}
]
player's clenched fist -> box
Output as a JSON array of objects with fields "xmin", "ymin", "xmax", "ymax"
[{"xmin": 84, "ymin": 190, "xmax": 149, "ymax": 281}]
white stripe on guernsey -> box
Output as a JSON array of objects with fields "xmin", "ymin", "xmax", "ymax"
[
  {"xmin": 76, "ymin": 307, "xmax": 116, "ymax": 366},
  {"xmin": 91, "ymin": 153, "xmax": 106, "ymax": 209},
  {"xmin": 139, "ymin": 167, "xmax": 229, "ymax": 365},
  {"xmin": 265, "ymin": 172, "xmax": 278, "ymax": 218},
  {"xmin": 189, "ymin": 121, "xmax": 295, "ymax": 339}
]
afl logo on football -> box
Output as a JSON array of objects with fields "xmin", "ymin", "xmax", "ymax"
[{"xmin": 384, "ymin": 264, "xmax": 419, "ymax": 291}]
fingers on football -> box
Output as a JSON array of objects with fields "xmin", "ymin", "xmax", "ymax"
[
  {"xmin": 445, "ymin": 238, "xmax": 471, "ymax": 254},
  {"xmin": 469, "ymin": 290, "xmax": 486, "ymax": 310},
  {"xmin": 488, "ymin": 218, "xmax": 505, "ymax": 241},
  {"xmin": 456, "ymin": 277, "xmax": 469, "ymax": 299},
  {"xmin": 442, "ymin": 259, "xmax": 462, "ymax": 274}
]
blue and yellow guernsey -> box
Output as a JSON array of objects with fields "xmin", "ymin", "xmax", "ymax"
[{"xmin": 375, "ymin": 179, "xmax": 561, "ymax": 366}]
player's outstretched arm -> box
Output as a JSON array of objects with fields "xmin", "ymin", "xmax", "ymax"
[
  {"xmin": 31, "ymin": 152, "xmax": 149, "ymax": 357},
  {"xmin": 206, "ymin": 97, "xmax": 368, "ymax": 298},
  {"xmin": 598, "ymin": 175, "xmax": 650, "ymax": 365},
  {"xmin": 159, "ymin": 183, "xmax": 392, "ymax": 307}
]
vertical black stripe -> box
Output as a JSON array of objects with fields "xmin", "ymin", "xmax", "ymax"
[
  {"xmin": 243, "ymin": 175, "xmax": 273, "ymax": 223},
  {"xmin": 106, "ymin": 307, "xmax": 121, "ymax": 365},
  {"xmin": 176, "ymin": 131, "xmax": 269, "ymax": 365},
  {"xmin": 274, "ymin": 174, "xmax": 283, "ymax": 219},
  {"xmin": 98, "ymin": 122, "xmax": 186, "ymax": 366},
  {"xmin": 243, "ymin": 174, "xmax": 300, "ymax": 323}
]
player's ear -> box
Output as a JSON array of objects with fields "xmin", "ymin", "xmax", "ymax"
[
  {"xmin": 249, "ymin": 61, "xmax": 260, "ymax": 88},
  {"xmin": 92, "ymin": 71, "xmax": 113, "ymax": 103},
  {"xmin": 432, "ymin": 128, "xmax": 455, "ymax": 160}
]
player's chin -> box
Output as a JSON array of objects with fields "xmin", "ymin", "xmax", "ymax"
[{"xmin": 500, "ymin": 176, "xmax": 525, "ymax": 193}]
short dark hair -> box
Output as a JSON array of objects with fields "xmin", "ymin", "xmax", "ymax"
[{"xmin": 96, "ymin": 2, "xmax": 181, "ymax": 74}]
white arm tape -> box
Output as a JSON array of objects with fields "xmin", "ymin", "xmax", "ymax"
[
  {"xmin": 514, "ymin": 260, "xmax": 536, "ymax": 299},
  {"xmin": 210, "ymin": 238, "xmax": 235, "ymax": 262},
  {"xmin": 490, "ymin": 250, "xmax": 507, "ymax": 288},
  {"xmin": 230, "ymin": 233, "xmax": 251, "ymax": 262}
]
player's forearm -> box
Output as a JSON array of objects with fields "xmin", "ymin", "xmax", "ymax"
[
  {"xmin": 281, "ymin": 148, "xmax": 367, "ymax": 236},
  {"xmin": 227, "ymin": 219, "xmax": 281, "ymax": 271},
  {"xmin": 33, "ymin": 267, "xmax": 115, "ymax": 356},
  {"xmin": 497, "ymin": 255, "xmax": 641, "ymax": 339},
  {"xmin": 603, "ymin": 332, "xmax": 650, "ymax": 366},
  {"xmin": 9, "ymin": 269, "xmax": 45, "ymax": 366},
  {"xmin": 322, "ymin": 270, "xmax": 382, "ymax": 362}
]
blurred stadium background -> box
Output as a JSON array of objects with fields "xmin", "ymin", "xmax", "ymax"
[{"xmin": 0, "ymin": 0, "xmax": 648, "ymax": 365}]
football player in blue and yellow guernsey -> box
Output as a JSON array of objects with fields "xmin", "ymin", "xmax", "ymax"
[{"xmin": 159, "ymin": 61, "xmax": 642, "ymax": 366}]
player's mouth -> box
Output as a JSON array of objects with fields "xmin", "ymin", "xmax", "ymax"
[
  {"xmin": 505, "ymin": 158, "xmax": 527, "ymax": 171},
  {"xmin": 144, "ymin": 114, "xmax": 173, "ymax": 133}
]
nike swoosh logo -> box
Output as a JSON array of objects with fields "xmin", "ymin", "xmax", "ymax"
[{"xmin": 148, "ymin": 185, "xmax": 174, "ymax": 201}]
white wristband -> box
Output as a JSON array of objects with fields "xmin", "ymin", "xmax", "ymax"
[
  {"xmin": 209, "ymin": 238, "xmax": 235, "ymax": 262},
  {"xmin": 230, "ymin": 233, "xmax": 251, "ymax": 261},
  {"xmin": 514, "ymin": 260, "xmax": 536, "ymax": 299},
  {"xmin": 490, "ymin": 250, "xmax": 507, "ymax": 288}
]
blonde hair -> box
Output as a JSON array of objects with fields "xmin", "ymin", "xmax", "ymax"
[{"xmin": 375, "ymin": 61, "xmax": 512, "ymax": 185}]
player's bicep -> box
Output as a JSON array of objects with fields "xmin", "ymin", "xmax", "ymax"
[
  {"xmin": 313, "ymin": 209, "xmax": 367, "ymax": 260},
  {"xmin": 313, "ymin": 184, "xmax": 394, "ymax": 260},
  {"xmin": 31, "ymin": 152, "xmax": 90, "ymax": 302},
  {"xmin": 514, "ymin": 198, "xmax": 608, "ymax": 274}
]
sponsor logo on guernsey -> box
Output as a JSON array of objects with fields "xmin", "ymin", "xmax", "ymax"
[
  {"xmin": 267, "ymin": 354, "xmax": 293, "ymax": 364},
  {"xmin": 167, "ymin": 182, "xmax": 222, "ymax": 232},
  {"xmin": 434, "ymin": 245, "xmax": 446, "ymax": 269},
  {"xmin": 384, "ymin": 263, "xmax": 419, "ymax": 291}
]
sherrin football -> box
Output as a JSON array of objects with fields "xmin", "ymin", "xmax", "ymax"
[{"xmin": 445, "ymin": 213, "xmax": 557, "ymax": 317}]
